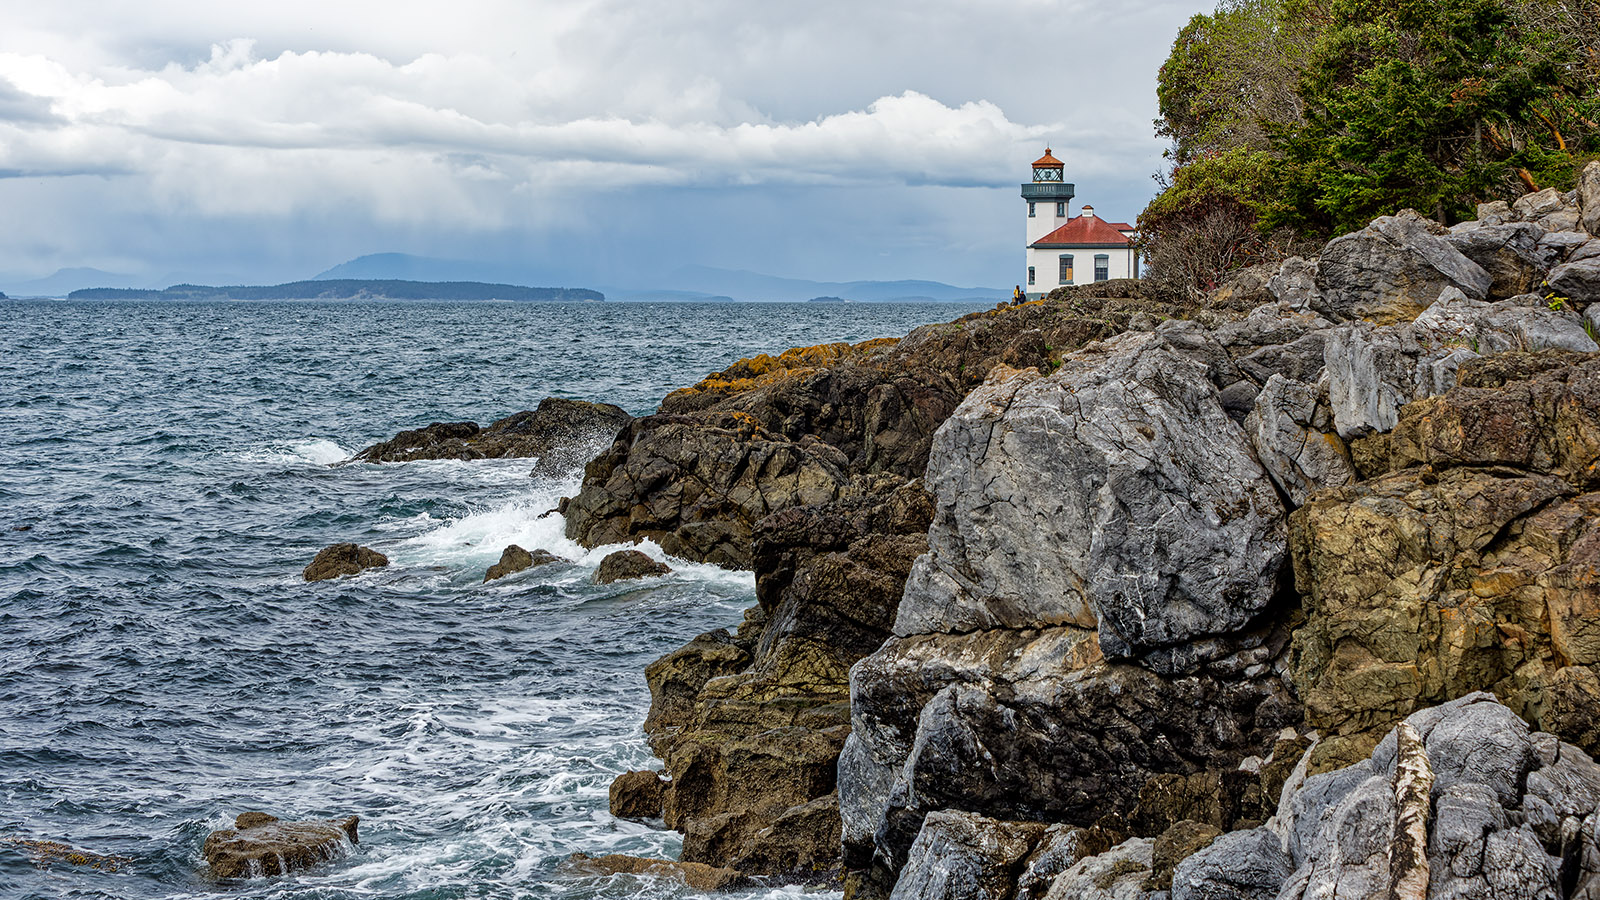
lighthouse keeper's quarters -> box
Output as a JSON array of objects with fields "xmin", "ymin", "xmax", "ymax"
[{"xmin": 1022, "ymin": 149, "xmax": 1139, "ymax": 300}]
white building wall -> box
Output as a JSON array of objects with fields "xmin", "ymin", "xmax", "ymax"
[
  {"xmin": 1025, "ymin": 195, "xmax": 1071, "ymax": 245},
  {"xmin": 1024, "ymin": 244, "xmax": 1138, "ymax": 296}
]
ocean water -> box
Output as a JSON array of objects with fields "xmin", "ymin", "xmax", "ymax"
[{"xmin": 0, "ymin": 299, "xmax": 991, "ymax": 900}]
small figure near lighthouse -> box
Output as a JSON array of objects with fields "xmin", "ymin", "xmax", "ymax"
[{"xmin": 1021, "ymin": 148, "xmax": 1139, "ymax": 299}]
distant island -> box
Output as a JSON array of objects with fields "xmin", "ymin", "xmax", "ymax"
[
  {"xmin": 806, "ymin": 296, "xmax": 849, "ymax": 303},
  {"xmin": 66, "ymin": 279, "xmax": 604, "ymax": 302}
]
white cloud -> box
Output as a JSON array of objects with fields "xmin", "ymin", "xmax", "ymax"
[{"xmin": 0, "ymin": 0, "xmax": 1204, "ymax": 285}]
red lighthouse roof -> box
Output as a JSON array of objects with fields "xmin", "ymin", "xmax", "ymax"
[
  {"xmin": 1032, "ymin": 148, "xmax": 1063, "ymax": 168},
  {"xmin": 1030, "ymin": 214, "xmax": 1134, "ymax": 248}
]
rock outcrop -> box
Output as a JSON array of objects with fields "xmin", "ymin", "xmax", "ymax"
[
  {"xmin": 576, "ymin": 185, "xmax": 1600, "ymax": 896},
  {"xmin": 202, "ymin": 812, "xmax": 358, "ymax": 878},
  {"xmin": 594, "ymin": 549, "xmax": 672, "ymax": 584},
  {"xmin": 1175, "ymin": 694, "xmax": 1600, "ymax": 900},
  {"xmin": 563, "ymin": 852, "xmax": 745, "ymax": 891},
  {"xmin": 1291, "ymin": 352, "xmax": 1600, "ymax": 770},
  {"xmin": 483, "ymin": 545, "xmax": 563, "ymax": 582},
  {"xmin": 355, "ymin": 397, "xmax": 631, "ymax": 474},
  {"xmin": 609, "ymin": 770, "xmax": 667, "ymax": 819},
  {"xmin": 303, "ymin": 543, "xmax": 388, "ymax": 582}
]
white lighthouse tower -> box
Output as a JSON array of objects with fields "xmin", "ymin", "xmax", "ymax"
[
  {"xmin": 1022, "ymin": 149, "xmax": 1074, "ymax": 298},
  {"xmin": 1022, "ymin": 149, "xmax": 1139, "ymax": 298}
]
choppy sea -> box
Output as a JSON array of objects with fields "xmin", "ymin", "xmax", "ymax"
[{"xmin": 0, "ymin": 299, "xmax": 990, "ymax": 900}]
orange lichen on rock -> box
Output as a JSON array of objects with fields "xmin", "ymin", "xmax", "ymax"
[{"xmin": 666, "ymin": 338, "xmax": 897, "ymax": 403}]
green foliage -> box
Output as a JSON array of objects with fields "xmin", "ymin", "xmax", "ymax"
[{"xmin": 1144, "ymin": 0, "xmax": 1600, "ymax": 258}]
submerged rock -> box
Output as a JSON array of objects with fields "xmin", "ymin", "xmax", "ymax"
[
  {"xmin": 1, "ymin": 836, "xmax": 133, "ymax": 872},
  {"xmin": 202, "ymin": 812, "xmax": 358, "ymax": 878},
  {"xmin": 594, "ymin": 549, "xmax": 671, "ymax": 584},
  {"xmin": 482, "ymin": 544, "xmax": 562, "ymax": 582},
  {"xmin": 565, "ymin": 851, "xmax": 745, "ymax": 891},
  {"xmin": 303, "ymin": 543, "xmax": 388, "ymax": 582}
]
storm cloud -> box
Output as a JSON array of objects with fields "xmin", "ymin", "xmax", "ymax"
[{"xmin": 0, "ymin": 0, "xmax": 1204, "ymax": 291}]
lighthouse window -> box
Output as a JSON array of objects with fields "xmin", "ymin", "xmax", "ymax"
[
  {"xmin": 1059, "ymin": 255, "xmax": 1073, "ymax": 284},
  {"xmin": 1056, "ymin": 202, "xmax": 1066, "ymax": 217},
  {"xmin": 1028, "ymin": 266, "xmax": 1035, "ymax": 286},
  {"xmin": 1028, "ymin": 201, "xmax": 1036, "ymax": 218},
  {"xmin": 1094, "ymin": 254, "xmax": 1110, "ymax": 282}
]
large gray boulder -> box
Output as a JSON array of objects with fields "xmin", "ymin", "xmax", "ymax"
[
  {"xmin": 1445, "ymin": 222, "xmax": 1546, "ymax": 299},
  {"xmin": 893, "ymin": 332, "xmax": 1286, "ymax": 658},
  {"xmin": 1244, "ymin": 374, "xmax": 1354, "ymax": 507},
  {"xmin": 1322, "ymin": 289, "xmax": 1594, "ymax": 440},
  {"xmin": 1314, "ymin": 211, "xmax": 1491, "ymax": 323},
  {"xmin": 1582, "ymin": 160, "xmax": 1600, "ymax": 236},
  {"xmin": 1550, "ymin": 258, "xmax": 1600, "ymax": 308},
  {"xmin": 1041, "ymin": 838, "xmax": 1158, "ymax": 900},
  {"xmin": 888, "ymin": 811, "xmax": 1045, "ymax": 900},
  {"xmin": 1171, "ymin": 828, "xmax": 1293, "ymax": 900}
]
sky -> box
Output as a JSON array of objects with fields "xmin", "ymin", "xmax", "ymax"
[{"xmin": 0, "ymin": 1, "xmax": 1209, "ymax": 293}]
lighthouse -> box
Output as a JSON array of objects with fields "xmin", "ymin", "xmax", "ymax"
[
  {"xmin": 1023, "ymin": 148, "xmax": 1074, "ymax": 247},
  {"xmin": 1022, "ymin": 149, "xmax": 1138, "ymax": 299}
]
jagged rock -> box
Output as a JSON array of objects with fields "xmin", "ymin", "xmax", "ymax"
[
  {"xmin": 893, "ymin": 335, "xmax": 1285, "ymax": 658},
  {"xmin": 1171, "ymin": 828, "xmax": 1293, "ymax": 900},
  {"xmin": 482, "ymin": 545, "xmax": 562, "ymax": 582},
  {"xmin": 888, "ymin": 811, "xmax": 1045, "ymax": 900},
  {"xmin": 641, "ymin": 630, "xmax": 752, "ymax": 736},
  {"xmin": 355, "ymin": 397, "xmax": 631, "ymax": 469},
  {"xmin": 845, "ymin": 625, "xmax": 1298, "ymax": 883},
  {"xmin": 1291, "ymin": 356, "xmax": 1600, "ymax": 766},
  {"xmin": 671, "ymin": 725, "xmax": 848, "ymax": 865},
  {"xmin": 1446, "ymin": 222, "xmax": 1546, "ymax": 298},
  {"xmin": 1321, "ymin": 320, "xmax": 1468, "ymax": 440},
  {"xmin": 1516, "ymin": 187, "xmax": 1569, "ymax": 223},
  {"xmin": 564, "ymin": 852, "xmax": 745, "ymax": 891},
  {"xmin": 565, "ymin": 413, "xmax": 854, "ymax": 569},
  {"xmin": 1016, "ymin": 825, "xmax": 1117, "ymax": 900},
  {"xmin": 1582, "ymin": 160, "xmax": 1600, "ymax": 236},
  {"xmin": 609, "ymin": 770, "xmax": 666, "ymax": 819},
  {"xmin": 1, "ymin": 837, "xmax": 132, "ymax": 872},
  {"xmin": 725, "ymin": 794, "xmax": 842, "ymax": 881},
  {"xmin": 1145, "ymin": 820, "xmax": 1222, "ymax": 891},
  {"xmin": 1413, "ymin": 289, "xmax": 1597, "ymax": 355},
  {"xmin": 303, "ymin": 543, "xmax": 388, "ymax": 582},
  {"xmin": 1314, "ymin": 211, "xmax": 1491, "ymax": 323},
  {"xmin": 1041, "ymin": 838, "xmax": 1157, "ymax": 900},
  {"xmin": 1384, "ymin": 352, "xmax": 1600, "ymax": 484},
  {"xmin": 1192, "ymin": 695, "xmax": 1598, "ymax": 900},
  {"xmin": 202, "ymin": 812, "xmax": 358, "ymax": 878},
  {"xmin": 1209, "ymin": 264, "xmax": 1276, "ymax": 311},
  {"xmin": 1549, "ymin": 258, "xmax": 1600, "ymax": 307},
  {"xmin": 1268, "ymin": 256, "xmax": 1320, "ymax": 310},
  {"xmin": 593, "ymin": 549, "xmax": 671, "ymax": 584},
  {"xmin": 1244, "ymin": 374, "xmax": 1355, "ymax": 507},
  {"xmin": 1477, "ymin": 200, "xmax": 1515, "ymax": 226}
]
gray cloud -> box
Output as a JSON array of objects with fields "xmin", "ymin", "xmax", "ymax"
[{"xmin": 0, "ymin": 0, "xmax": 1204, "ymax": 288}]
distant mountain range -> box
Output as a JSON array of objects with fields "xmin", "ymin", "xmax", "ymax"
[
  {"xmin": 315, "ymin": 253, "xmax": 1005, "ymax": 302},
  {"xmin": 68, "ymin": 280, "xmax": 604, "ymax": 302},
  {"xmin": 6, "ymin": 251, "xmax": 1007, "ymax": 303}
]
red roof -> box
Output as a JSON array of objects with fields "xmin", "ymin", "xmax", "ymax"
[
  {"xmin": 1032, "ymin": 148, "xmax": 1063, "ymax": 168},
  {"xmin": 1030, "ymin": 215, "xmax": 1133, "ymax": 248}
]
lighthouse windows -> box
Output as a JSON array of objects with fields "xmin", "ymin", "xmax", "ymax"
[
  {"xmin": 1028, "ymin": 266, "xmax": 1035, "ymax": 286},
  {"xmin": 1059, "ymin": 255, "xmax": 1073, "ymax": 284},
  {"xmin": 1056, "ymin": 202, "xmax": 1066, "ymax": 217},
  {"xmin": 1028, "ymin": 202, "xmax": 1036, "ymax": 218},
  {"xmin": 1094, "ymin": 255, "xmax": 1110, "ymax": 282}
]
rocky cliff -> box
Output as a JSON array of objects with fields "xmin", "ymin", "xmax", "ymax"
[{"xmin": 572, "ymin": 164, "xmax": 1600, "ymax": 897}]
